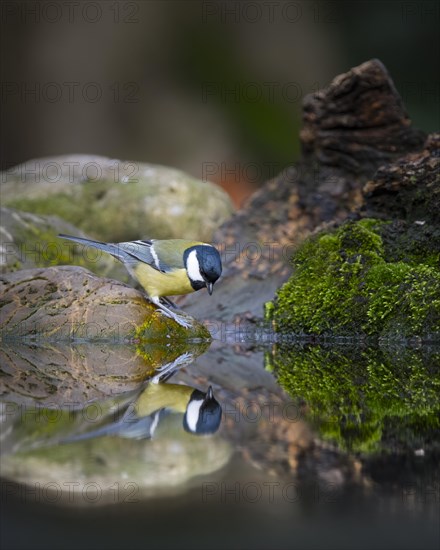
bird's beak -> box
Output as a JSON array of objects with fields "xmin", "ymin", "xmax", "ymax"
[
  {"xmin": 206, "ymin": 386, "xmax": 214, "ymax": 400},
  {"xmin": 207, "ymin": 282, "xmax": 213, "ymax": 295}
]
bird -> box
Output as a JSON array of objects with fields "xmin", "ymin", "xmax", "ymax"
[
  {"xmin": 59, "ymin": 234, "xmax": 222, "ymax": 327},
  {"xmin": 60, "ymin": 383, "xmax": 222, "ymax": 442},
  {"xmin": 135, "ymin": 383, "xmax": 222, "ymax": 437}
]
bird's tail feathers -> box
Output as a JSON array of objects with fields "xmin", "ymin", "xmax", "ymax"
[{"xmin": 58, "ymin": 234, "xmax": 130, "ymax": 262}]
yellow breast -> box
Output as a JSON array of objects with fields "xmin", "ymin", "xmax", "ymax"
[
  {"xmin": 135, "ymin": 383, "xmax": 192, "ymax": 417},
  {"xmin": 132, "ymin": 263, "xmax": 194, "ymax": 298}
]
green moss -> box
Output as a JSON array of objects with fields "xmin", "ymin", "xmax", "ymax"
[
  {"xmin": 8, "ymin": 183, "xmax": 110, "ymax": 239},
  {"xmin": 29, "ymin": 230, "xmax": 85, "ymax": 268},
  {"xmin": 135, "ymin": 339, "xmax": 210, "ymax": 372},
  {"xmin": 380, "ymin": 220, "xmax": 440, "ymax": 268},
  {"xmin": 270, "ymin": 345, "xmax": 440, "ymax": 453},
  {"xmin": 7, "ymin": 222, "xmax": 105, "ymax": 272},
  {"xmin": 7, "ymin": 220, "xmax": 127, "ymax": 281},
  {"xmin": 268, "ymin": 219, "xmax": 440, "ymax": 338},
  {"xmin": 135, "ymin": 310, "xmax": 211, "ymax": 344},
  {"xmin": 6, "ymin": 172, "xmax": 233, "ymax": 243}
]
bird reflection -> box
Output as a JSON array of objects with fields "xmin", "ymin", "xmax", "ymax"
[
  {"xmin": 0, "ymin": 353, "xmax": 223, "ymax": 455},
  {"xmin": 63, "ymin": 382, "xmax": 222, "ymax": 443}
]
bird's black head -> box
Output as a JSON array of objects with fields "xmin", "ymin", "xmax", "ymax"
[
  {"xmin": 183, "ymin": 386, "xmax": 222, "ymax": 435},
  {"xmin": 184, "ymin": 245, "xmax": 222, "ymax": 294}
]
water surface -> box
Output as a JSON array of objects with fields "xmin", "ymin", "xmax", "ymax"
[{"xmin": 1, "ymin": 335, "xmax": 439, "ymax": 550}]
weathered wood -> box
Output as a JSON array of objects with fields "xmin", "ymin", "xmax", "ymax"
[
  {"xmin": 363, "ymin": 133, "xmax": 440, "ymax": 224},
  {"xmin": 301, "ymin": 59, "xmax": 425, "ymax": 174}
]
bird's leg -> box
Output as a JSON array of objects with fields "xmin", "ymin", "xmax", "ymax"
[
  {"xmin": 151, "ymin": 352, "xmax": 194, "ymax": 384},
  {"xmin": 159, "ymin": 297, "xmax": 178, "ymax": 309},
  {"xmin": 150, "ymin": 296, "xmax": 193, "ymax": 329},
  {"xmin": 160, "ymin": 297, "xmax": 189, "ymax": 315}
]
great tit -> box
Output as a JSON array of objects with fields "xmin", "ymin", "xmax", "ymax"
[
  {"xmin": 59, "ymin": 234, "xmax": 222, "ymax": 327},
  {"xmin": 132, "ymin": 382, "xmax": 222, "ymax": 436},
  {"xmin": 59, "ymin": 383, "xmax": 222, "ymax": 443}
]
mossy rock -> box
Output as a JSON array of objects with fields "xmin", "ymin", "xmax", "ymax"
[
  {"xmin": 268, "ymin": 344, "xmax": 440, "ymax": 453},
  {"xmin": 0, "ymin": 207, "xmax": 128, "ymax": 283},
  {"xmin": 1, "ymin": 155, "xmax": 233, "ymax": 242},
  {"xmin": 135, "ymin": 312, "xmax": 210, "ymax": 345},
  {"xmin": 0, "ymin": 266, "xmax": 210, "ymax": 342},
  {"xmin": 267, "ymin": 219, "xmax": 440, "ymax": 339}
]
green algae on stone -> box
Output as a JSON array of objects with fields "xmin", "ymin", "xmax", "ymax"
[
  {"xmin": 135, "ymin": 338, "xmax": 210, "ymax": 371},
  {"xmin": 134, "ymin": 311, "xmax": 211, "ymax": 344},
  {"xmin": 1, "ymin": 207, "xmax": 127, "ymax": 282},
  {"xmin": 269, "ymin": 345, "xmax": 440, "ymax": 453},
  {"xmin": 267, "ymin": 219, "xmax": 440, "ymax": 338},
  {"xmin": 1, "ymin": 155, "xmax": 233, "ymax": 242}
]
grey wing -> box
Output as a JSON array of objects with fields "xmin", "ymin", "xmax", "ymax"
[
  {"xmin": 61, "ymin": 412, "xmax": 161, "ymax": 443},
  {"xmin": 59, "ymin": 235, "xmax": 170, "ymax": 272},
  {"xmin": 118, "ymin": 240, "xmax": 171, "ymax": 272}
]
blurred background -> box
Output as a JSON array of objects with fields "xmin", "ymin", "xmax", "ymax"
[{"xmin": 1, "ymin": 0, "xmax": 439, "ymax": 206}]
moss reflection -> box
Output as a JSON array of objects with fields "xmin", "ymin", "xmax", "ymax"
[{"xmin": 268, "ymin": 345, "xmax": 440, "ymax": 453}]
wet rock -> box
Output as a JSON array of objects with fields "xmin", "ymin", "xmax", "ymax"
[
  {"xmin": 1, "ymin": 155, "xmax": 233, "ymax": 242},
  {"xmin": 0, "ymin": 207, "xmax": 128, "ymax": 283},
  {"xmin": 0, "ymin": 266, "xmax": 210, "ymax": 341},
  {"xmin": 179, "ymin": 59, "xmax": 425, "ymax": 322}
]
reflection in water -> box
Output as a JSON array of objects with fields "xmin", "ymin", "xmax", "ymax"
[
  {"xmin": 0, "ymin": 350, "xmax": 231, "ymax": 504},
  {"xmin": 0, "ymin": 339, "xmax": 211, "ymax": 406},
  {"xmin": 62, "ymin": 383, "xmax": 223, "ymax": 442},
  {"xmin": 0, "ymin": 338, "xmax": 439, "ymax": 548},
  {"xmin": 268, "ymin": 343, "xmax": 440, "ymax": 453},
  {"xmin": 0, "ymin": 347, "xmax": 223, "ymax": 454},
  {"xmin": 0, "ymin": 382, "xmax": 223, "ymax": 456}
]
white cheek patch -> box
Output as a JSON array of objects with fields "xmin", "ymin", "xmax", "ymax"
[
  {"xmin": 186, "ymin": 249, "xmax": 204, "ymax": 282},
  {"xmin": 185, "ymin": 399, "xmax": 203, "ymax": 432}
]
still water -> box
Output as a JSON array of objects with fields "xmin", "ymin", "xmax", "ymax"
[{"xmin": 1, "ymin": 334, "xmax": 439, "ymax": 550}]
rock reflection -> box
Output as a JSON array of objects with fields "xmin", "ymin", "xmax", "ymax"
[
  {"xmin": 0, "ymin": 350, "xmax": 231, "ymax": 505},
  {"xmin": 0, "ymin": 339, "xmax": 210, "ymax": 405}
]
